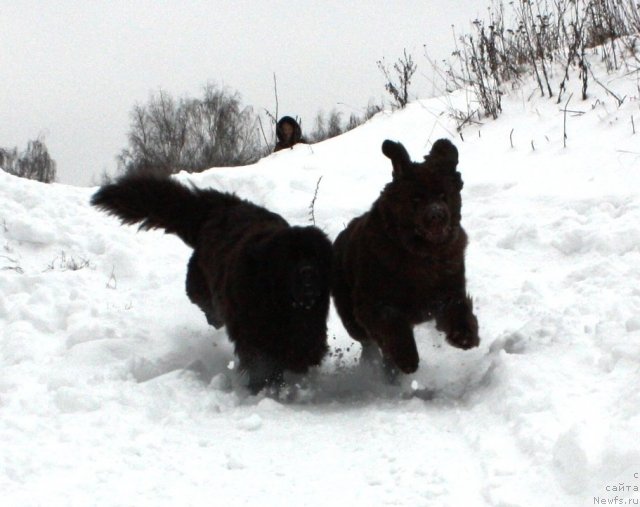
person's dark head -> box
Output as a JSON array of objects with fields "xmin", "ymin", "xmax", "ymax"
[
  {"xmin": 276, "ymin": 116, "xmax": 302, "ymax": 147},
  {"xmin": 281, "ymin": 122, "xmax": 294, "ymax": 142}
]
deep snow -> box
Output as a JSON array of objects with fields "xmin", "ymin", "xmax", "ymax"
[{"xmin": 2, "ymin": 56, "xmax": 640, "ymax": 506}]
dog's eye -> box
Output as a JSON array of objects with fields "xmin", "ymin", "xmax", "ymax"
[{"xmin": 438, "ymin": 193, "xmax": 446, "ymax": 200}]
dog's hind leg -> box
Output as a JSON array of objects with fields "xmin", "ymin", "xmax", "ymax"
[
  {"xmin": 245, "ymin": 359, "xmax": 284, "ymax": 395},
  {"xmin": 332, "ymin": 276, "xmax": 391, "ymax": 373},
  {"xmin": 360, "ymin": 339, "xmax": 382, "ymax": 364},
  {"xmin": 355, "ymin": 304, "xmax": 419, "ymax": 375},
  {"xmin": 202, "ymin": 293, "xmax": 225, "ymax": 329},
  {"xmin": 185, "ymin": 254, "xmax": 224, "ymax": 328},
  {"xmin": 359, "ymin": 340, "xmax": 401, "ymax": 384},
  {"xmin": 334, "ymin": 295, "xmax": 397, "ymax": 379},
  {"xmin": 236, "ymin": 347, "xmax": 285, "ymax": 395}
]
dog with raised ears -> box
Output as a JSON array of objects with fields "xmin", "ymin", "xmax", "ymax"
[
  {"xmin": 91, "ymin": 174, "xmax": 333, "ymax": 394},
  {"xmin": 332, "ymin": 138, "xmax": 479, "ymax": 379}
]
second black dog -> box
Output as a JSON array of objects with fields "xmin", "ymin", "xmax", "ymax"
[
  {"xmin": 92, "ymin": 175, "xmax": 332, "ymax": 393},
  {"xmin": 332, "ymin": 139, "xmax": 479, "ymax": 380}
]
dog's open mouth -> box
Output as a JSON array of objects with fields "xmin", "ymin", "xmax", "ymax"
[{"xmin": 414, "ymin": 224, "xmax": 450, "ymax": 243}]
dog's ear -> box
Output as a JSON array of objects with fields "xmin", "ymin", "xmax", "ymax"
[
  {"xmin": 382, "ymin": 140, "xmax": 412, "ymax": 179},
  {"xmin": 427, "ymin": 138, "xmax": 459, "ymax": 171}
]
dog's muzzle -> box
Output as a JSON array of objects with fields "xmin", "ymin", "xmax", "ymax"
[{"xmin": 415, "ymin": 202, "xmax": 451, "ymax": 242}]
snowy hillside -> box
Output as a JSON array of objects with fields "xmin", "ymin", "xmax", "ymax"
[{"xmin": 2, "ymin": 58, "xmax": 640, "ymax": 506}]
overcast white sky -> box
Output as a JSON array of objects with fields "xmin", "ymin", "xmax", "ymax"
[{"xmin": 1, "ymin": 0, "xmax": 485, "ymax": 186}]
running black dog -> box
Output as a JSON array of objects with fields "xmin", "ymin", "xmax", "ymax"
[
  {"xmin": 332, "ymin": 139, "xmax": 479, "ymax": 379},
  {"xmin": 92, "ymin": 175, "xmax": 332, "ymax": 393}
]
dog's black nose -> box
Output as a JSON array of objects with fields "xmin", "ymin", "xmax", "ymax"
[{"xmin": 426, "ymin": 203, "xmax": 448, "ymax": 223}]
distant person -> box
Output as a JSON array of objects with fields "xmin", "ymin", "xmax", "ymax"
[{"xmin": 274, "ymin": 116, "xmax": 305, "ymax": 152}]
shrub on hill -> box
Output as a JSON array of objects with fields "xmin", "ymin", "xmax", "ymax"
[
  {"xmin": 117, "ymin": 84, "xmax": 263, "ymax": 177},
  {"xmin": 0, "ymin": 137, "xmax": 57, "ymax": 183},
  {"xmin": 439, "ymin": 0, "xmax": 640, "ymax": 126}
]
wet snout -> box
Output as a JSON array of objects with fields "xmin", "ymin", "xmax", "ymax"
[
  {"xmin": 416, "ymin": 202, "xmax": 451, "ymax": 241},
  {"xmin": 426, "ymin": 202, "xmax": 449, "ymax": 224}
]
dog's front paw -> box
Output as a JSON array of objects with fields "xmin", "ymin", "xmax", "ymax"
[
  {"xmin": 388, "ymin": 342, "xmax": 419, "ymax": 374},
  {"xmin": 447, "ymin": 328, "xmax": 480, "ymax": 350}
]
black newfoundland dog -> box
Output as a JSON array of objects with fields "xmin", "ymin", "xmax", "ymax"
[
  {"xmin": 92, "ymin": 175, "xmax": 332, "ymax": 393},
  {"xmin": 332, "ymin": 139, "xmax": 479, "ymax": 379}
]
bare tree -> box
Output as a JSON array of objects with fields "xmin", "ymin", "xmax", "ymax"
[
  {"xmin": 308, "ymin": 109, "xmax": 345, "ymax": 143},
  {"xmin": 0, "ymin": 147, "xmax": 18, "ymax": 172},
  {"xmin": 118, "ymin": 84, "xmax": 262, "ymax": 176},
  {"xmin": 440, "ymin": 0, "xmax": 640, "ymax": 124},
  {"xmin": 1, "ymin": 137, "xmax": 57, "ymax": 183},
  {"xmin": 377, "ymin": 49, "xmax": 417, "ymax": 109}
]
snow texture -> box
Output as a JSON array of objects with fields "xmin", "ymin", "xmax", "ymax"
[{"xmin": 2, "ymin": 58, "xmax": 640, "ymax": 506}]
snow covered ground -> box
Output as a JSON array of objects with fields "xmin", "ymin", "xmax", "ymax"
[{"xmin": 2, "ymin": 56, "xmax": 639, "ymax": 506}]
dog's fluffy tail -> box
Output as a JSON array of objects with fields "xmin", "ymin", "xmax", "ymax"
[{"xmin": 91, "ymin": 175, "xmax": 239, "ymax": 248}]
